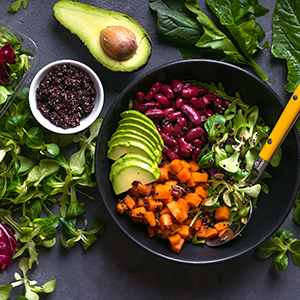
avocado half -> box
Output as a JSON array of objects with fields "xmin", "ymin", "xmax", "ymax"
[{"xmin": 53, "ymin": 0, "xmax": 152, "ymax": 72}]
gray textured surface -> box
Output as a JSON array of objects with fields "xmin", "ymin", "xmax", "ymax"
[{"xmin": 1, "ymin": 1, "xmax": 300, "ymax": 299}]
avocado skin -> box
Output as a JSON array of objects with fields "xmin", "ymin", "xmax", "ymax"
[{"xmin": 53, "ymin": 0, "xmax": 151, "ymax": 72}]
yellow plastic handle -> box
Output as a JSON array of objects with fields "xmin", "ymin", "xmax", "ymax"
[{"xmin": 259, "ymin": 84, "xmax": 300, "ymax": 162}]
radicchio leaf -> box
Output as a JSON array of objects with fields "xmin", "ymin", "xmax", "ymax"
[
  {"xmin": 0, "ymin": 222, "xmax": 18, "ymax": 274},
  {"xmin": 0, "ymin": 43, "xmax": 16, "ymax": 84}
]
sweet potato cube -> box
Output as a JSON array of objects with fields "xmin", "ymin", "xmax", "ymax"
[
  {"xmin": 116, "ymin": 202, "xmax": 127, "ymax": 214},
  {"xmin": 154, "ymin": 184, "xmax": 172, "ymax": 199},
  {"xmin": 168, "ymin": 233, "xmax": 182, "ymax": 246},
  {"xmin": 205, "ymin": 228, "xmax": 218, "ymax": 238},
  {"xmin": 131, "ymin": 206, "xmax": 146, "ymax": 218},
  {"xmin": 185, "ymin": 193, "xmax": 202, "ymax": 208},
  {"xmin": 177, "ymin": 198, "xmax": 190, "ymax": 214},
  {"xmin": 192, "ymin": 172, "xmax": 208, "ymax": 183},
  {"xmin": 214, "ymin": 205, "xmax": 230, "ymax": 221},
  {"xmin": 147, "ymin": 198, "xmax": 163, "ymax": 212},
  {"xmin": 160, "ymin": 214, "xmax": 173, "ymax": 229},
  {"xmin": 158, "ymin": 167, "xmax": 169, "ymax": 182},
  {"xmin": 124, "ymin": 195, "xmax": 136, "ymax": 210},
  {"xmin": 191, "ymin": 219, "xmax": 203, "ymax": 231},
  {"xmin": 189, "ymin": 160, "xmax": 200, "ymax": 172},
  {"xmin": 168, "ymin": 159, "xmax": 183, "ymax": 175},
  {"xmin": 171, "ymin": 238, "xmax": 185, "ymax": 253},
  {"xmin": 178, "ymin": 224, "xmax": 190, "ymax": 239},
  {"xmin": 194, "ymin": 185, "xmax": 208, "ymax": 199},
  {"xmin": 145, "ymin": 211, "xmax": 156, "ymax": 227},
  {"xmin": 147, "ymin": 226, "xmax": 156, "ymax": 238},
  {"xmin": 195, "ymin": 225, "xmax": 207, "ymax": 238},
  {"xmin": 136, "ymin": 182, "xmax": 152, "ymax": 196},
  {"xmin": 167, "ymin": 201, "xmax": 188, "ymax": 223},
  {"xmin": 214, "ymin": 221, "xmax": 229, "ymax": 231},
  {"xmin": 176, "ymin": 167, "xmax": 192, "ymax": 183}
]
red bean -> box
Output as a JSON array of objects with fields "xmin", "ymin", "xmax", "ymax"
[
  {"xmin": 155, "ymin": 93, "xmax": 172, "ymax": 107},
  {"xmin": 181, "ymin": 87, "xmax": 199, "ymax": 98},
  {"xmin": 182, "ymin": 83, "xmax": 191, "ymax": 89},
  {"xmin": 139, "ymin": 102, "xmax": 161, "ymax": 112},
  {"xmin": 167, "ymin": 111, "xmax": 183, "ymax": 123},
  {"xmin": 185, "ymin": 126, "xmax": 205, "ymax": 142},
  {"xmin": 205, "ymin": 109, "xmax": 214, "ymax": 117},
  {"xmin": 144, "ymin": 108, "xmax": 166, "ymax": 119},
  {"xmin": 146, "ymin": 81, "xmax": 161, "ymax": 101},
  {"xmin": 170, "ymin": 79, "xmax": 183, "ymax": 93},
  {"xmin": 162, "ymin": 124, "xmax": 174, "ymax": 136},
  {"xmin": 198, "ymin": 87, "xmax": 208, "ymax": 96},
  {"xmin": 174, "ymin": 117, "xmax": 187, "ymax": 136},
  {"xmin": 175, "ymin": 97, "xmax": 189, "ymax": 109},
  {"xmin": 181, "ymin": 104, "xmax": 202, "ymax": 125},
  {"xmin": 192, "ymin": 139, "xmax": 202, "ymax": 147},
  {"xmin": 133, "ymin": 99, "xmax": 142, "ymax": 110},
  {"xmin": 202, "ymin": 93, "xmax": 216, "ymax": 105},
  {"xmin": 160, "ymin": 84, "xmax": 175, "ymax": 99},
  {"xmin": 178, "ymin": 137, "xmax": 193, "ymax": 158},
  {"xmin": 190, "ymin": 97, "xmax": 206, "ymax": 110},
  {"xmin": 136, "ymin": 91, "xmax": 145, "ymax": 102},
  {"xmin": 192, "ymin": 147, "xmax": 201, "ymax": 161},
  {"xmin": 223, "ymin": 100, "xmax": 231, "ymax": 108},
  {"xmin": 163, "ymin": 145, "xmax": 179, "ymax": 160},
  {"xmin": 156, "ymin": 126, "xmax": 162, "ymax": 134},
  {"xmin": 160, "ymin": 132, "xmax": 178, "ymax": 148},
  {"xmin": 214, "ymin": 98, "xmax": 223, "ymax": 107},
  {"xmin": 164, "ymin": 107, "xmax": 176, "ymax": 115}
]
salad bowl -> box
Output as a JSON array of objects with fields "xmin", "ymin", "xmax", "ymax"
[{"xmin": 95, "ymin": 59, "xmax": 300, "ymax": 264}]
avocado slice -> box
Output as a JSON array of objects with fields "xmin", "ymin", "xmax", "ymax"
[
  {"xmin": 53, "ymin": 0, "xmax": 151, "ymax": 72},
  {"xmin": 111, "ymin": 160, "xmax": 160, "ymax": 195},
  {"xmin": 118, "ymin": 117, "xmax": 164, "ymax": 149},
  {"xmin": 108, "ymin": 132, "xmax": 161, "ymax": 157},
  {"xmin": 109, "ymin": 153, "xmax": 159, "ymax": 181},
  {"xmin": 120, "ymin": 110, "xmax": 157, "ymax": 129},
  {"xmin": 107, "ymin": 140, "xmax": 160, "ymax": 163}
]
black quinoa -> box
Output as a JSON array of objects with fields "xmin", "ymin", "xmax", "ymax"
[{"xmin": 36, "ymin": 63, "xmax": 96, "ymax": 129}]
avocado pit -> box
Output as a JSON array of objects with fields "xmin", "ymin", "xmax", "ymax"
[{"xmin": 100, "ymin": 26, "xmax": 137, "ymax": 61}]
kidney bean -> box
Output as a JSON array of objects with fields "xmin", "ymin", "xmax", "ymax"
[
  {"xmin": 144, "ymin": 108, "xmax": 166, "ymax": 119},
  {"xmin": 160, "ymin": 132, "xmax": 178, "ymax": 148},
  {"xmin": 178, "ymin": 137, "xmax": 193, "ymax": 158},
  {"xmin": 162, "ymin": 124, "xmax": 174, "ymax": 135},
  {"xmin": 160, "ymin": 84, "xmax": 175, "ymax": 99},
  {"xmin": 190, "ymin": 97, "xmax": 206, "ymax": 110},
  {"xmin": 156, "ymin": 126, "xmax": 162, "ymax": 134},
  {"xmin": 163, "ymin": 145, "xmax": 179, "ymax": 160},
  {"xmin": 181, "ymin": 87, "xmax": 199, "ymax": 98},
  {"xmin": 198, "ymin": 87, "xmax": 208, "ymax": 96},
  {"xmin": 164, "ymin": 107, "xmax": 176, "ymax": 115},
  {"xmin": 136, "ymin": 91, "xmax": 145, "ymax": 102},
  {"xmin": 182, "ymin": 82, "xmax": 191, "ymax": 89},
  {"xmin": 155, "ymin": 93, "xmax": 172, "ymax": 107},
  {"xmin": 139, "ymin": 101, "xmax": 161, "ymax": 112},
  {"xmin": 214, "ymin": 97, "xmax": 223, "ymax": 107},
  {"xmin": 192, "ymin": 147, "xmax": 201, "ymax": 161},
  {"xmin": 223, "ymin": 100, "xmax": 231, "ymax": 108},
  {"xmin": 133, "ymin": 99, "xmax": 141, "ymax": 110},
  {"xmin": 185, "ymin": 126, "xmax": 205, "ymax": 142},
  {"xmin": 192, "ymin": 139, "xmax": 202, "ymax": 147},
  {"xmin": 146, "ymin": 81, "xmax": 161, "ymax": 101},
  {"xmin": 170, "ymin": 79, "xmax": 183, "ymax": 93},
  {"xmin": 174, "ymin": 117, "xmax": 187, "ymax": 137},
  {"xmin": 175, "ymin": 97, "xmax": 189, "ymax": 109},
  {"xmin": 205, "ymin": 109, "xmax": 214, "ymax": 117},
  {"xmin": 181, "ymin": 104, "xmax": 202, "ymax": 125},
  {"xmin": 167, "ymin": 111, "xmax": 183, "ymax": 123},
  {"xmin": 202, "ymin": 93, "xmax": 217, "ymax": 105}
]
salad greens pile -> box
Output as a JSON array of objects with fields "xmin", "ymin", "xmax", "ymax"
[{"xmin": 0, "ymin": 87, "xmax": 105, "ymax": 299}]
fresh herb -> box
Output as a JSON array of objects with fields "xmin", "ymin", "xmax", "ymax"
[
  {"xmin": 271, "ymin": 0, "xmax": 300, "ymax": 93},
  {"xmin": 0, "ymin": 87, "xmax": 105, "ymax": 299},
  {"xmin": 8, "ymin": 0, "xmax": 28, "ymax": 13},
  {"xmin": 150, "ymin": 0, "xmax": 269, "ymax": 82},
  {"xmin": 255, "ymin": 229, "xmax": 300, "ymax": 271}
]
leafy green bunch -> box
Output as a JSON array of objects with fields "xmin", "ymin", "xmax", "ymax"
[{"xmin": 0, "ymin": 87, "xmax": 105, "ymax": 299}]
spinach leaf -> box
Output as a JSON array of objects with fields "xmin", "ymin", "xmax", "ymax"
[
  {"xmin": 206, "ymin": 0, "xmax": 270, "ymax": 82},
  {"xmin": 271, "ymin": 0, "xmax": 300, "ymax": 92}
]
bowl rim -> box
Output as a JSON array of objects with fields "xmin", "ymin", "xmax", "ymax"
[
  {"xmin": 29, "ymin": 59, "xmax": 104, "ymax": 134},
  {"xmin": 96, "ymin": 58, "xmax": 300, "ymax": 264}
]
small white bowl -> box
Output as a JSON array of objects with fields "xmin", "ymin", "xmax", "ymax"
[{"xmin": 29, "ymin": 59, "xmax": 104, "ymax": 134}]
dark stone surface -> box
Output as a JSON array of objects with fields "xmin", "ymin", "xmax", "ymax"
[{"xmin": 1, "ymin": 1, "xmax": 300, "ymax": 299}]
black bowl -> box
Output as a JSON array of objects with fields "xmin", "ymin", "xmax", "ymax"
[{"xmin": 95, "ymin": 59, "xmax": 300, "ymax": 264}]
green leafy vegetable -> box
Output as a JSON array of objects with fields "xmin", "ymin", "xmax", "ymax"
[
  {"xmin": 256, "ymin": 230, "xmax": 300, "ymax": 271},
  {"xmin": 150, "ymin": 0, "xmax": 269, "ymax": 82},
  {"xmin": 0, "ymin": 87, "xmax": 105, "ymax": 298},
  {"xmin": 271, "ymin": 0, "xmax": 300, "ymax": 92},
  {"xmin": 8, "ymin": 0, "xmax": 28, "ymax": 13}
]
